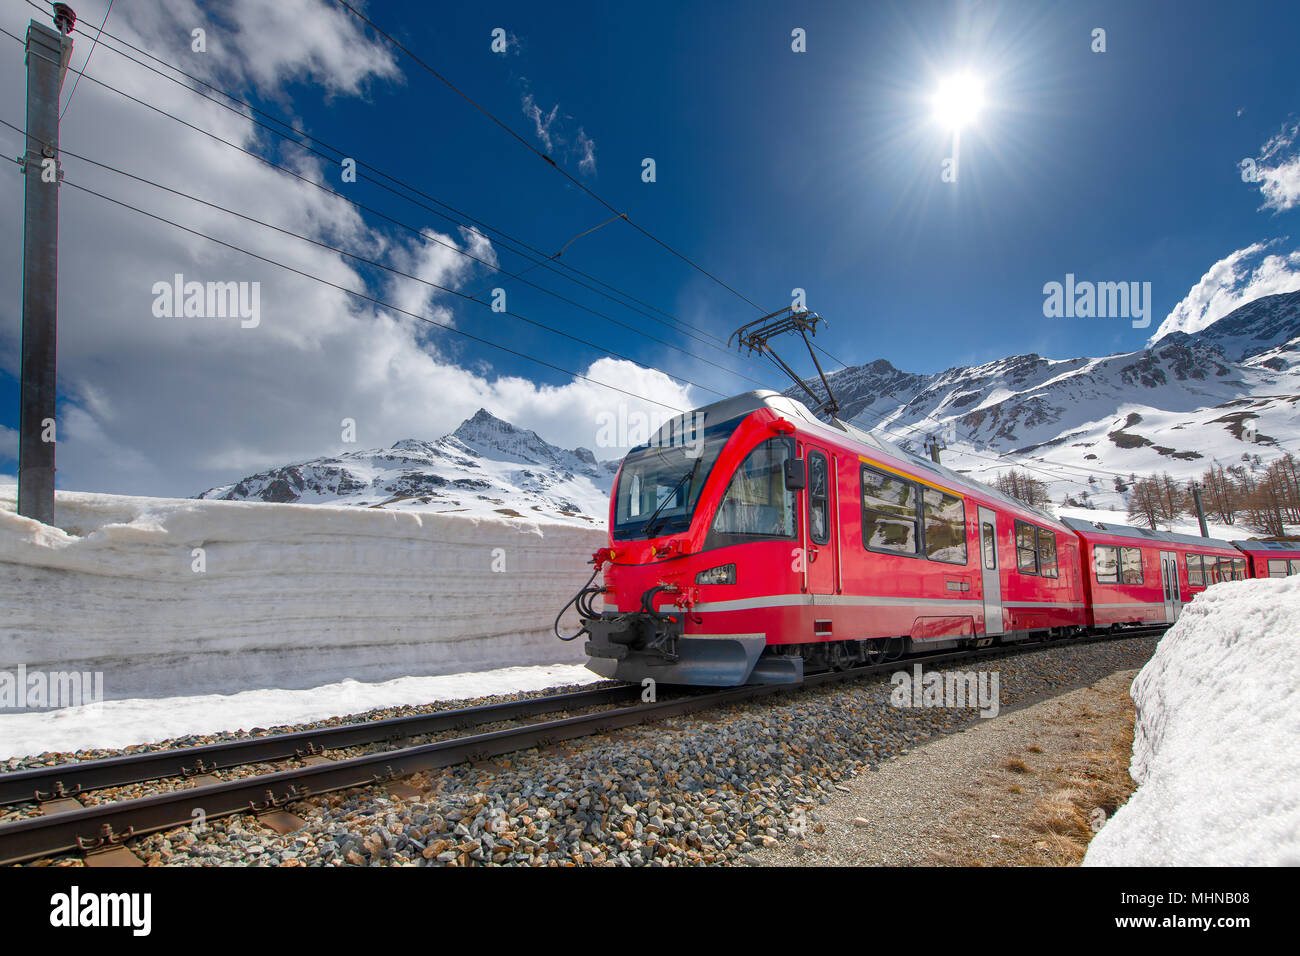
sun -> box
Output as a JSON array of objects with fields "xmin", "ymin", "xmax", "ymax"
[{"xmin": 931, "ymin": 72, "xmax": 986, "ymax": 130}]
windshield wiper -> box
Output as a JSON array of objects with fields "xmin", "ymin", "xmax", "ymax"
[{"xmin": 641, "ymin": 458, "xmax": 701, "ymax": 539}]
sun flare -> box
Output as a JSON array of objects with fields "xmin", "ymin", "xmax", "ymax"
[{"xmin": 931, "ymin": 72, "xmax": 985, "ymax": 130}]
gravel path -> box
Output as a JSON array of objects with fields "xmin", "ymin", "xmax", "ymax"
[
  {"xmin": 746, "ymin": 668, "xmax": 1141, "ymax": 866},
  {"xmin": 19, "ymin": 634, "xmax": 1160, "ymax": 867}
]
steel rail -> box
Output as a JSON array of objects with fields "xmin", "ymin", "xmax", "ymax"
[
  {"xmin": 0, "ymin": 625, "xmax": 1167, "ymax": 866},
  {"xmin": 0, "ymin": 684, "xmax": 639, "ymax": 807}
]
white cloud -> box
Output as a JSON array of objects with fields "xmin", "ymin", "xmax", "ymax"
[
  {"xmin": 207, "ymin": 0, "xmax": 401, "ymax": 98},
  {"xmin": 518, "ymin": 83, "xmax": 596, "ymax": 174},
  {"xmin": 521, "ymin": 92, "xmax": 558, "ymax": 153},
  {"xmin": 0, "ymin": 1, "xmax": 676, "ymax": 496},
  {"xmin": 382, "ymin": 226, "xmax": 496, "ymax": 327},
  {"xmin": 576, "ymin": 128, "xmax": 597, "ymax": 175},
  {"xmin": 1254, "ymin": 120, "xmax": 1300, "ymax": 213},
  {"xmin": 1147, "ymin": 239, "xmax": 1300, "ymax": 345}
]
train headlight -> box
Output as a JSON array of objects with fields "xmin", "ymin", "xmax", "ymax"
[{"xmin": 695, "ymin": 564, "xmax": 736, "ymax": 585}]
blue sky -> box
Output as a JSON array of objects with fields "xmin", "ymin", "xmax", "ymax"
[
  {"xmin": 294, "ymin": 0, "xmax": 1300, "ymax": 370},
  {"xmin": 2, "ymin": 0, "xmax": 1299, "ymax": 493}
]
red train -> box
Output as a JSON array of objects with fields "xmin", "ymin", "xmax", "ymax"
[{"xmin": 567, "ymin": 391, "xmax": 1299, "ymax": 686}]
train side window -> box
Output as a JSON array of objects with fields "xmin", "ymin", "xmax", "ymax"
[
  {"xmin": 981, "ymin": 522, "xmax": 996, "ymax": 570},
  {"xmin": 860, "ymin": 465, "xmax": 919, "ymax": 555},
  {"xmin": 1235, "ymin": 558, "xmax": 1247, "ymax": 580},
  {"xmin": 807, "ymin": 452, "xmax": 829, "ymax": 545},
  {"xmin": 1015, "ymin": 520, "xmax": 1039, "ymax": 574},
  {"xmin": 710, "ymin": 438, "xmax": 796, "ymax": 540},
  {"xmin": 1268, "ymin": 559, "xmax": 1289, "ymax": 578},
  {"xmin": 1037, "ymin": 529, "xmax": 1058, "ymax": 578},
  {"xmin": 1187, "ymin": 554, "xmax": 1203, "ymax": 586},
  {"xmin": 1095, "ymin": 545, "xmax": 1118, "ymax": 583},
  {"xmin": 922, "ymin": 487, "xmax": 967, "ymax": 564},
  {"xmin": 1291, "ymin": 560, "xmax": 1300, "ymax": 576},
  {"xmin": 1120, "ymin": 547, "xmax": 1144, "ymax": 585}
]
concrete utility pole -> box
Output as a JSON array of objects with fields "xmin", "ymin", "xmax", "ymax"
[
  {"xmin": 1191, "ymin": 481, "xmax": 1210, "ymax": 538},
  {"xmin": 17, "ymin": 6, "xmax": 74, "ymax": 525}
]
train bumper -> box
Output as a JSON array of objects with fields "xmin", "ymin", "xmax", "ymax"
[{"xmin": 583, "ymin": 613, "xmax": 798, "ymax": 686}]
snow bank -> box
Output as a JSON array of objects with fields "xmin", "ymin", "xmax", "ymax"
[
  {"xmin": 0, "ymin": 487, "xmax": 605, "ymax": 709},
  {"xmin": 1084, "ymin": 575, "xmax": 1300, "ymax": 866},
  {"xmin": 0, "ymin": 663, "xmax": 598, "ymax": 759}
]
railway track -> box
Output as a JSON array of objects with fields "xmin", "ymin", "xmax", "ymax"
[{"xmin": 0, "ymin": 625, "xmax": 1168, "ymax": 866}]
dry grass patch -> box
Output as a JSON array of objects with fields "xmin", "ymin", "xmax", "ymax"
[{"xmin": 924, "ymin": 671, "xmax": 1140, "ymax": 866}]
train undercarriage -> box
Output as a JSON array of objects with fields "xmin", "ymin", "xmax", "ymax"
[{"xmin": 582, "ymin": 609, "xmax": 1095, "ymax": 687}]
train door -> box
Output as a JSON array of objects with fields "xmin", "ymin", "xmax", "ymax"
[
  {"xmin": 1159, "ymin": 550, "xmax": 1181, "ymax": 622},
  {"xmin": 977, "ymin": 506, "xmax": 1004, "ymax": 633},
  {"xmin": 803, "ymin": 445, "xmax": 837, "ymax": 596}
]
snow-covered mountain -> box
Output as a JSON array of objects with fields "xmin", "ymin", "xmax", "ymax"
[
  {"xmin": 201, "ymin": 292, "xmax": 1299, "ymax": 524},
  {"xmin": 198, "ymin": 409, "xmax": 618, "ymax": 526},
  {"xmin": 789, "ymin": 291, "xmax": 1300, "ymax": 508}
]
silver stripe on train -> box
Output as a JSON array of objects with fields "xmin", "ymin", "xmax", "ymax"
[{"xmin": 668, "ymin": 593, "xmax": 1085, "ymax": 614}]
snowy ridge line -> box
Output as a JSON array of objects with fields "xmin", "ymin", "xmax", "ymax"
[{"xmin": 0, "ymin": 488, "xmax": 604, "ymax": 706}]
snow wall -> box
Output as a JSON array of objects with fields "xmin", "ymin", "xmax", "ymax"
[
  {"xmin": 1084, "ymin": 575, "xmax": 1300, "ymax": 866},
  {"xmin": 0, "ymin": 488, "xmax": 605, "ymax": 709}
]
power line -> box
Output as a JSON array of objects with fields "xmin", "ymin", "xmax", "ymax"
[
  {"xmin": 50, "ymin": 170, "xmax": 696, "ymax": 415},
  {"xmin": 43, "ymin": 8, "xmax": 764, "ymax": 366},
  {"xmin": 0, "ymin": 29, "xmax": 775, "ymax": 395},
  {"xmin": 27, "ymin": 2, "xmax": 852, "ymax": 378},
  {"xmin": 0, "ymin": 118, "xmax": 736, "ymax": 401},
  {"xmin": 0, "ymin": 23, "xmax": 1117, "ymax": 490},
  {"xmin": 333, "ymin": 0, "xmax": 767, "ymax": 313},
  {"xmin": 331, "ymin": 0, "xmax": 853, "ymax": 372},
  {"xmin": 58, "ymin": 0, "xmax": 112, "ymax": 119}
]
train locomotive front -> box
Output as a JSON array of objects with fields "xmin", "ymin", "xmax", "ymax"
[{"xmin": 576, "ymin": 393, "xmax": 813, "ymax": 687}]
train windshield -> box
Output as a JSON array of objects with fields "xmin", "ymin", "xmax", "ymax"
[{"xmin": 612, "ymin": 419, "xmax": 741, "ymax": 539}]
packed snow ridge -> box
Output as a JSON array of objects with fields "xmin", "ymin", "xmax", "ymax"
[
  {"xmin": 198, "ymin": 408, "xmax": 619, "ymax": 527},
  {"xmin": 0, "ymin": 487, "xmax": 602, "ymax": 706},
  {"xmin": 1084, "ymin": 574, "xmax": 1300, "ymax": 866}
]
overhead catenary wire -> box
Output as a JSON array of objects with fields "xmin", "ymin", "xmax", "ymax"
[
  {"xmin": 35, "ymin": 167, "xmax": 694, "ymax": 416},
  {"xmin": 0, "ymin": 117, "xmax": 738, "ymax": 401},
  {"xmin": 29, "ymin": 6, "xmax": 766, "ymax": 368},
  {"xmin": 58, "ymin": 0, "xmax": 112, "ymax": 118},
  {"xmin": 331, "ymin": 1, "xmax": 758, "ymax": 306},
  {"xmin": 22, "ymin": 1, "xmax": 851, "ymax": 378},
  {"xmin": 10, "ymin": 11, "xmax": 1120, "ymax": 491},
  {"xmin": 0, "ymin": 29, "xmax": 775, "ymax": 396},
  {"xmin": 0, "ymin": 124, "xmax": 1119, "ymax": 497},
  {"xmin": 329, "ymin": 0, "xmax": 854, "ymax": 372}
]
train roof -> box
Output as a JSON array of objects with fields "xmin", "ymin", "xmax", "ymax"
[
  {"xmin": 1230, "ymin": 539, "xmax": 1300, "ymax": 552},
  {"xmin": 1061, "ymin": 516, "xmax": 1237, "ymax": 550},
  {"xmin": 674, "ymin": 390, "xmax": 1065, "ymax": 527}
]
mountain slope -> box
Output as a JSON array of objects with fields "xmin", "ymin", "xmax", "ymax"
[
  {"xmin": 788, "ymin": 292, "xmax": 1300, "ymax": 507},
  {"xmin": 198, "ymin": 409, "xmax": 618, "ymax": 526}
]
